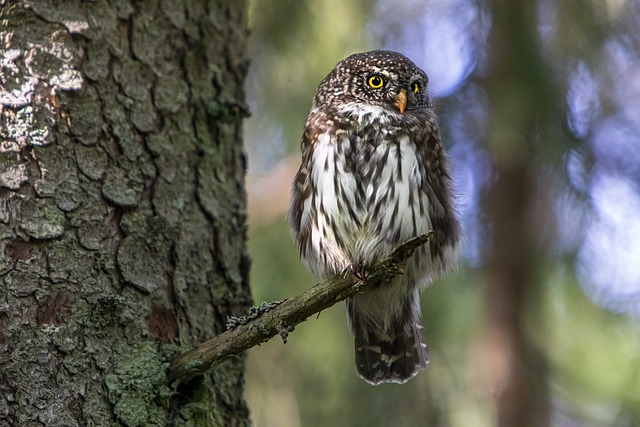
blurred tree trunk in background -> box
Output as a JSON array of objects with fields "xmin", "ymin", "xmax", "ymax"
[
  {"xmin": 481, "ymin": 0, "xmax": 555, "ymax": 426},
  {"xmin": 0, "ymin": 1, "xmax": 251, "ymax": 426}
]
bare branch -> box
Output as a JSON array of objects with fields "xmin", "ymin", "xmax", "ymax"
[{"xmin": 167, "ymin": 232, "xmax": 432, "ymax": 386}]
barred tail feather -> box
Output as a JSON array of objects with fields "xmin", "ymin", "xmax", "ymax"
[
  {"xmin": 354, "ymin": 325, "xmax": 429, "ymax": 385},
  {"xmin": 349, "ymin": 295, "xmax": 429, "ymax": 385}
]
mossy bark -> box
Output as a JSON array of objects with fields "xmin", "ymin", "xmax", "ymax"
[{"xmin": 0, "ymin": 1, "xmax": 251, "ymax": 426}]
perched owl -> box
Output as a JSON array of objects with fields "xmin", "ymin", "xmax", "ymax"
[{"xmin": 288, "ymin": 50, "xmax": 460, "ymax": 385}]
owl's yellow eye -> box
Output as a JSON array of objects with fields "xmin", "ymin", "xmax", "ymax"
[
  {"xmin": 412, "ymin": 82, "xmax": 420, "ymax": 93},
  {"xmin": 368, "ymin": 75, "xmax": 385, "ymax": 89}
]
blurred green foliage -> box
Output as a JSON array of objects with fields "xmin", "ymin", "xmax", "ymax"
[
  {"xmin": 245, "ymin": 0, "xmax": 375, "ymax": 168},
  {"xmin": 243, "ymin": 0, "xmax": 640, "ymax": 426}
]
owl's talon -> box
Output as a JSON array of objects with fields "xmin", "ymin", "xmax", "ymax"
[{"xmin": 345, "ymin": 264, "xmax": 368, "ymax": 281}]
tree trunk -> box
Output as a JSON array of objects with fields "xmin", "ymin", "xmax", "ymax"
[
  {"xmin": 0, "ymin": 1, "xmax": 251, "ymax": 426},
  {"xmin": 480, "ymin": 0, "xmax": 554, "ymax": 426}
]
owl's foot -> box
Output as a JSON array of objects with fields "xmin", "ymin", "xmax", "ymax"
[{"xmin": 343, "ymin": 263, "xmax": 368, "ymax": 281}]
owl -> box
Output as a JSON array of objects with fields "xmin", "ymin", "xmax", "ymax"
[{"xmin": 288, "ymin": 50, "xmax": 460, "ymax": 385}]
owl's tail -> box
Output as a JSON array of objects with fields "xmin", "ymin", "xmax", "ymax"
[{"xmin": 348, "ymin": 293, "xmax": 429, "ymax": 385}]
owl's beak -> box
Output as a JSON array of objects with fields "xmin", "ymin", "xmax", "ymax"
[{"xmin": 394, "ymin": 89, "xmax": 407, "ymax": 113}]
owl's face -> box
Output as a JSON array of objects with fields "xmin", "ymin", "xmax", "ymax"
[{"xmin": 315, "ymin": 50, "xmax": 432, "ymax": 115}]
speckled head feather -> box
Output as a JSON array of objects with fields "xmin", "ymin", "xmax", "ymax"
[
  {"xmin": 313, "ymin": 50, "xmax": 432, "ymax": 113},
  {"xmin": 288, "ymin": 50, "xmax": 460, "ymax": 385}
]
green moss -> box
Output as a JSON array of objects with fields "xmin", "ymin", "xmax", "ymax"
[
  {"xmin": 104, "ymin": 343, "xmax": 173, "ymax": 427},
  {"xmin": 182, "ymin": 406, "xmax": 224, "ymax": 427},
  {"xmin": 176, "ymin": 387, "xmax": 224, "ymax": 427}
]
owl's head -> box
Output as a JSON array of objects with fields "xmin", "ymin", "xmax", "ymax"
[{"xmin": 316, "ymin": 50, "xmax": 432, "ymax": 115}]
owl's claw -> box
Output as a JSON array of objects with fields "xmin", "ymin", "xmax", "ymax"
[{"xmin": 343, "ymin": 264, "xmax": 368, "ymax": 281}]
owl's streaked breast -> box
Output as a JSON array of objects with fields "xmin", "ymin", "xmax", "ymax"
[{"xmin": 300, "ymin": 103, "xmax": 435, "ymax": 276}]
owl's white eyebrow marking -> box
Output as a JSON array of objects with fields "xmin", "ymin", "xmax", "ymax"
[{"xmin": 368, "ymin": 67, "xmax": 393, "ymax": 78}]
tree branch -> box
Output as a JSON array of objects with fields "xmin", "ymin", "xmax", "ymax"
[{"xmin": 167, "ymin": 232, "xmax": 433, "ymax": 386}]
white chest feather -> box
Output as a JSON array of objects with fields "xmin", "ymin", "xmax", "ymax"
[{"xmin": 305, "ymin": 124, "xmax": 433, "ymax": 274}]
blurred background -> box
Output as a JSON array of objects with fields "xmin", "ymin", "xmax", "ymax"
[{"xmin": 242, "ymin": 0, "xmax": 640, "ymax": 426}]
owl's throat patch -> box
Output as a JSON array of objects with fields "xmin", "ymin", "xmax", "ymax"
[{"xmin": 337, "ymin": 102, "xmax": 400, "ymax": 127}]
